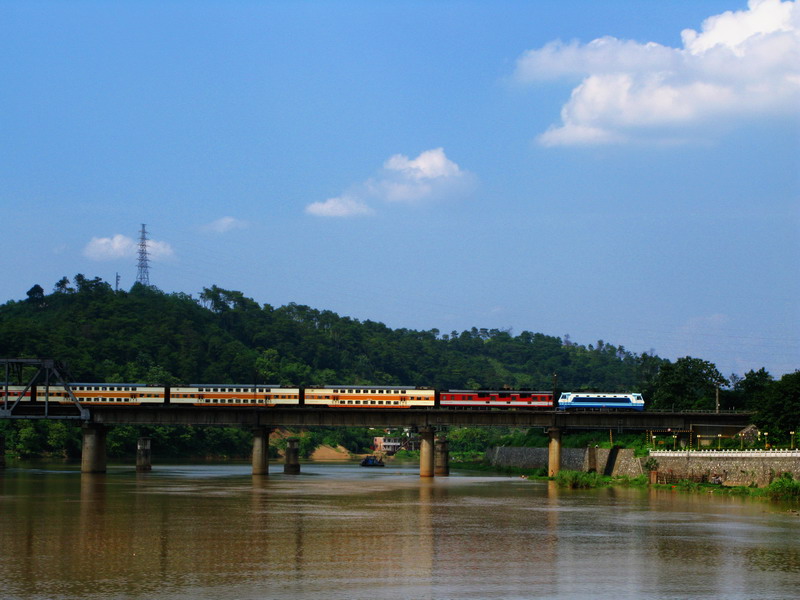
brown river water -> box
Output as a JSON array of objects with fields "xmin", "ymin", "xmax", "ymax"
[{"xmin": 1, "ymin": 461, "xmax": 798, "ymax": 600}]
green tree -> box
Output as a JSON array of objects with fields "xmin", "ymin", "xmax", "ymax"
[
  {"xmin": 753, "ymin": 371, "xmax": 800, "ymax": 440},
  {"xmin": 735, "ymin": 368, "xmax": 774, "ymax": 410},
  {"xmin": 53, "ymin": 276, "xmax": 74, "ymax": 294},
  {"xmin": 649, "ymin": 357, "xmax": 728, "ymax": 411},
  {"xmin": 26, "ymin": 284, "xmax": 45, "ymax": 305}
]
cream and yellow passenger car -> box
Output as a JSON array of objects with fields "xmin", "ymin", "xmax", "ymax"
[
  {"xmin": 40, "ymin": 383, "xmax": 165, "ymax": 405},
  {"xmin": 169, "ymin": 384, "xmax": 301, "ymax": 407},
  {"xmin": 304, "ymin": 385, "xmax": 435, "ymax": 408}
]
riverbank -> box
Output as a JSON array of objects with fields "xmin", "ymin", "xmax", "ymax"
[{"xmin": 464, "ymin": 459, "xmax": 800, "ymax": 504}]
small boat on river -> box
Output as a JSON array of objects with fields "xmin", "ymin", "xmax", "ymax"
[{"xmin": 360, "ymin": 456, "xmax": 385, "ymax": 467}]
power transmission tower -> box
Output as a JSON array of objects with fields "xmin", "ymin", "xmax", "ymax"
[{"xmin": 136, "ymin": 224, "xmax": 151, "ymax": 286}]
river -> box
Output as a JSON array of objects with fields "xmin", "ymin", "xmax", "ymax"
[{"xmin": 1, "ymin": 461, "xmax": 797, "ymax": 600}]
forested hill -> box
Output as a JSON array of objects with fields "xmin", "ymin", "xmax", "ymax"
[
  {"xmin": 2, "ymin": 276, "xmax": 797, "ymax": 427},
  {"xmin": 3, "ymin": 277, "xmax": 664, "ymax": 392}
]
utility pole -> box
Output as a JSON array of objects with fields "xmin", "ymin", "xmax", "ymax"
[
  {"xmin": 552, "ymin": 372, "xmax": 558, "ymax": 408},
  {"xmin": 136, "ymin": 224, "xmax": 151, "ymax": 287}
]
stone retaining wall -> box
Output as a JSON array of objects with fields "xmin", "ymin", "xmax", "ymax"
[
  {"xmin": 649, "ymin": 450, "xmax": 800, "ymax": 487},
  {"xmin": 485, "ymin": 446, "xmax": 642, "ymax": 478},
  {"xmin": 485, "ymin": 448, "xmax": 800, "ymax": 487}
]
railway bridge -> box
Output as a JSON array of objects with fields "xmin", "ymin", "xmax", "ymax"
[
  {"xmin": 2, "ymin": 402, "xmax": 751, "ymax": 477},
  {"xmin": 1, "ymin": 357, "xmax": 752, "ymax": 477}
]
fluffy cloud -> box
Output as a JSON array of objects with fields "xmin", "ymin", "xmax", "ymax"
[
  {"xmin": 305, "ymin": 195, "xmax": 374, "ymax": 217},
  {"xmin": 514, "ymin": 0, "xmax": 800, "ymax": 146},
  {"xmin": 83, "ymin": 234, "xmax": 174, "ymax": 261},
  {"xmin": 305, "ymin": 148, "xmax": 472, "ymax": 217},
  {"xmin": 201, "ymin": 216, "xmax": 249, "ymax": 233}
]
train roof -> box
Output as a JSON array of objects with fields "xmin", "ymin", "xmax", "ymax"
[
  {"xmin": 70, "ymin": 382, "xmax": 160, "ymax": 387},
  {"xmin": 559, "ymin": 392, "xmax": 642, "ymax": 397},
  {"xmin": 311, "ymin": 385, "xmax": 428, "ymax": 390},
  {"xmin": 187, "ymin": 383, "xmax": 287, "ymax": 388},
  {"xmin": 446, "ymin": 389, "xmax": 552, "ymax": 394}
]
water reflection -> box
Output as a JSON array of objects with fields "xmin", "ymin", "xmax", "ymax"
[{"xmin": 0, "ymin": 463, "xmax": 798, "ymax": 600}]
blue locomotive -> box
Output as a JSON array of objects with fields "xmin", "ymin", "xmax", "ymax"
[{"xmin": 557, "ymin": 392, "xmax": 644, "ymax": 411}]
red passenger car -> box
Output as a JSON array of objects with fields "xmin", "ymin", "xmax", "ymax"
[{"xmin": 440, "ymin": 389, "xmax": 553, "ymax": 409}]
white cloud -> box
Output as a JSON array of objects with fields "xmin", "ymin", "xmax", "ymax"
[
  {"xmin": 305, "ymin": 195, "xmax": 374, "ymax": 217},
  {"xmin": 83, "ymin": 234, "xmax": 174, "ymax": 261},
  {"xmin": 384, "ymin": 148, "xmax": 462, "ymax": 181},
  {"xmin": 202, "ymin": 216, "xmax": 249, "ymax": 234},
  {"xmin": 514, "ymin": 0, "xmax": 800, "ymax": 146},
  {"xmin": 306, "ymin": 148, "xmax": 473, "ymax": 217}
]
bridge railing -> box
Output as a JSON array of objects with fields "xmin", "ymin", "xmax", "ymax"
[{"xmin": 650, "ymin": 449, "xmax": 800, "ymax": 457}]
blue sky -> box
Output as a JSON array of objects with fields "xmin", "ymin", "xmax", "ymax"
[{"xmin": 2, "ymin": 0, "xmax": 798, "ymax": 379}]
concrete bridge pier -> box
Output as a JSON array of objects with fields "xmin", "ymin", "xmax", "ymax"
[
  {"xmin": 434, "ymin": 435, "xmax": 449, "ymax": 476},
  {"xmin": 136, "ymin": 437, "xmax": 152, "ymax": 472},
  {"xmin": 419, "ymin": 427, "xmax": 435, "ymax": 477},
  {"xmin": 251, "ymin": 427, "xmax": 272, "ymax": 476},
  {"xmin": 81, "ymin": 424, "xmax": 108, "ymax": 474},
  {"xmin": 587, "ymin": 444, "xmax": 597, "ymax": 473},
  {"xmin": 284, "ymin": 437, "xmax": 300, "ymax": 474},
  {"xmin": 548, "ymin": 427, "xmax": 562, "ymax": 477}
]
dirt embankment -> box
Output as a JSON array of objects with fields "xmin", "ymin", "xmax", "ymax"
[
  {"xmin": 269, "ymin": 428, "xmax": 354, "ymax": 460},
  {"xmin": 310, "ymin": 444, "xmax": 352, "ymax": 461}
]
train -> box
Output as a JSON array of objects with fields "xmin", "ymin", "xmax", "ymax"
[{"xmin": 1, "ymin": 383, "xmax": 645, "ymax": 410}]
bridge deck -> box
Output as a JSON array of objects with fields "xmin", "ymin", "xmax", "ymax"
[{"xmin": 73, "ymin": 406, "xmax": 752, "ymax": 432}]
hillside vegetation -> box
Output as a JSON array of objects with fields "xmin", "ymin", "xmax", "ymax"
[{"xmin": 4, "ymin": 277, "xmax": 664, "ymax": 392}]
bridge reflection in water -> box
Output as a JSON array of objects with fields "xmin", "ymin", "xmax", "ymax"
[{"xmin": 1, "ymin": 463, "xmax": 795, "ymax": 600}]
